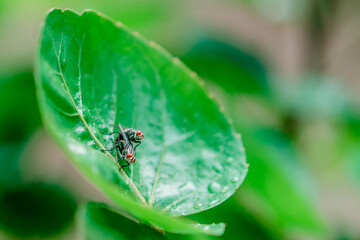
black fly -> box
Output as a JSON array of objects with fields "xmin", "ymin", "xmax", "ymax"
[{"xmin": 102, "ymin": 124, "xmax": 144, "ymax": 169}]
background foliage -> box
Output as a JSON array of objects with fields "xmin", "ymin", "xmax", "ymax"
[{"xmin": 0, "ymin": 0, "xmax": 360, "ymax": 239}]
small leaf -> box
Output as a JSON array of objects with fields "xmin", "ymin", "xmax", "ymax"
[
  {"xmin": 35, "ymin": 7, "xmax": 246, "ymax": 220},
  {"xmin": 78, "ymin": 202, "xmax": 167, "ymax": 240}
]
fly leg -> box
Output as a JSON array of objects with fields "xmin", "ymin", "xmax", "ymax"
[
  {"xmin": 116, "ymin": 151, "xmax": 130, "ymax": 170},
  {"xmin": 132, "ymin": 140, "xmax": 142, "ymax": 150},
  {"xmin": 100, "ymin": 131, "xmax": 121, "ymax": 152},
  {"xmin": 119, "ymin": 162, "xmax": 130, "ymax": 170},
  {"xmin": 101, "ymin": 143, "xmax": 120, "ymax": 152}
]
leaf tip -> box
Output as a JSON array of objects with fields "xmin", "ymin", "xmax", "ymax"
[
  {"xmin": 81, "ymin": 8, "xmax": 103, "ymax": 18},
  {"xmin": 43, "ymin": 8, "xmax": 63, "ymax": 20}
]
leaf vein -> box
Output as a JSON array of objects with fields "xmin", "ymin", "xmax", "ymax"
[{"xmin": 50, "ymin": 28, "xmax": 147, "ymax": 206}]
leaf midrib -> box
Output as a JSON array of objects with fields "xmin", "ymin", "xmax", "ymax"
[{"xmin": 51, "ymin": 29, "xmax": 147, "ymax": 206}]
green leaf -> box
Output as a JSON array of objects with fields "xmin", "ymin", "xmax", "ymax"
[
  {"xmin": 78, "ymin": 202, "xmax": 167, "ymax": 240},
  {"xmin": 0, "ymin": 183, "xmax": 76, "ymax": 238},
  {"xmin": 79, "ymin": 202, "xmax": 225, "ymax": 239},
  {"xmin": 84, "ymin": 170, "xmax": 225, "ymax": 236},
  {"xmin": 35, "ymin": 8, "xmax": 245, "ymax": 233},
  {"xmin": 237, "ymin": 127, "xmax": 326, "ymax": 237}
]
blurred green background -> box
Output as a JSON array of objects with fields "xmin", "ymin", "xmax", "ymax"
[{"xmin": 1, "ymin": 0, "xmax": 360, "ymax": 239}]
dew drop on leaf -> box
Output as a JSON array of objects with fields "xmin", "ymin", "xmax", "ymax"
[
  {"xmin": 194, "ymin": 203, "xmax": 202, "ymax": 209},
  {"xmin": 209, "ymin": 200, "xmax": 218, "ymax": 207},
  {"xmin": 208, "ymin": 182, "xmax": 221, "ymax": 193},
  {"xmin": 87, "ymin": 140, "xmax": 95, "ymax": 147},
  {"xmin": 213, "ymin": 162, "xmax": 223, "ymax": 173},
  {"xmin": 226, "ymin": 157, "xmax": 233, "ymax": 164},
  {"xmin": 221, "ymin": 186, "xmax": 229, "ymax": 193},
  {"xmin": 231, "ymin": 177, "xmax": 239, "ymax": 183}
]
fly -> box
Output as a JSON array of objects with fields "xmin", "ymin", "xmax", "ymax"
[{"xmin": 102, "ymin": 123, "xmax": 144, "ymax": 169}]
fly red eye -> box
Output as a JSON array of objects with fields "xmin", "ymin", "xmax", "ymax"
[
  {"xmin": 126, "ymin": 153, "xmax": 133, "ymax": 159},
  {"xmin": 136, "ymin": 131, "xmax": 142, "ymax": 136},
  {"xmin": 133, "ymin": 157, "xmax": 136, "ymax": 163}
]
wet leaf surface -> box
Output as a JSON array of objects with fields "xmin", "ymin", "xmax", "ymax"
[{"xmin": 35, "ymin": 8, "xmax": 246, "ymax": 234}]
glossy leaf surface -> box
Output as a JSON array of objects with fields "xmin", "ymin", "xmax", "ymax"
[
  {"xmin": 35, "ymin": 8, "xmax": 245, "ymax": 233},
  {"xmin": 84, "ymin": 171, "xmax": 225, "ymax": 235}
]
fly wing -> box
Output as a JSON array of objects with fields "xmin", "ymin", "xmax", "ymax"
[{"xmin": 118, "ymin": 123, "xmax": 130, "ymax": 146}]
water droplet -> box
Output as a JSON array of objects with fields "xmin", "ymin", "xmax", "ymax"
[
  {"xmin": 209, "ymin": 200, "xmax": 217, "ymax": 206},
  {"xmin": 213, "ymin": 162, "xmax": 223, "ymax": 173},
  {"xmin": 208, "ymin": 182, "xmax": 221, "ymax": 193},
  {"xmin": 84, "ymin": 109, "xmax": 91, "ymax": 119},
  {"xmin": 231, "ymin": 177, "xmax": 239, "ymax": 183},
  {"xmin": 74, "ymin": 92, "xmax": 81, "ymax": 101},
  {"xmin": 193, "ymin": 196, "xmax": 200, "ymax": 201},
  {"xmin": 226, "ymin": 157, "xmax": 233, "ymax": 164},
  {"xmin": 79, "ymin": 105, "xmax": 90, "ymax": 119},
  {"xmin": 221, "ymin": 186, "xmax": 229, "ymax": 193},
  {"xmin": 75, "ymin": 125, "xmax": 86, "ymax": 134},
  {"xmin": 178, "ymin": 182, "xmax": 196, "ymax": 193},
  {"xmin": 194, "ymin": 203, "xmax": 202, "ymax": 209}
]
